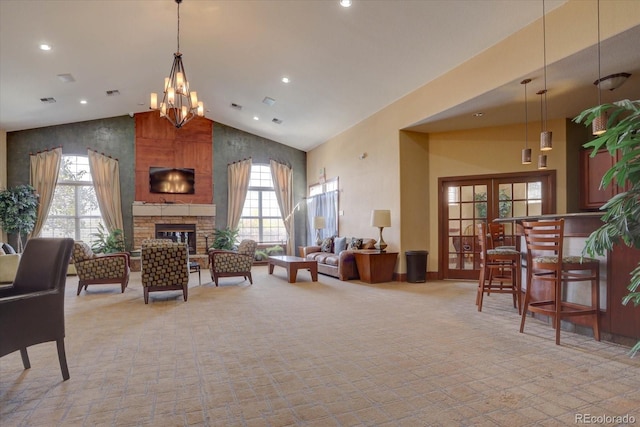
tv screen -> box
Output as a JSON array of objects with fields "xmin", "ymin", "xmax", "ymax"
[{"xmin": 149, "ymin": 167, "xmax": 195, "ymax": 194}]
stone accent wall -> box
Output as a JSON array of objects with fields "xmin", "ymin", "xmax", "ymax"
[{"xmin": 133, "ymin": 215, "xmax": 215, "ymax": 255}]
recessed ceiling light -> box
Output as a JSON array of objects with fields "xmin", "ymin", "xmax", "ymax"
[
  {"xmin": 39, "ymin": 44, "xmax": 52, "ymax": 51},
  {"xmin": 339, "ymin": 0, "xmax": 352, "ymax": 7},
  {"xmin": 253, "ymin": 116, "xmax": 259, "ymax": 121},
  {"xmin": 281, "ymin": 77, "xmax": 290, "ymax": 84},
  {"xmin": 80, "ymin": 100, "xmax": 87, "ymax": 104},
  {"xmin": 473, "ymin": 112, "xmax": 484, "ymax": 117}
]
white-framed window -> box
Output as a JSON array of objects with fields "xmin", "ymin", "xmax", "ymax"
[
  {"xmin": 40, "ymin": 155, "xmax": 105, "ymax": 244},
  {"xmin": 307, "ymin": 177, "xmax": 339, "ymax": 242},
  {"xmin": 309, "ymin": 178, "xmax": 338, "ymax": 197},
  {"xmin": 237, "ymin": 164, "xmax": 287, "ymax": 244}
]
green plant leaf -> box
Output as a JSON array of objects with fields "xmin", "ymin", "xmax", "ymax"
[{"xmin": 576, "ymin": 99, "xmax": 640, "ymax": 357}]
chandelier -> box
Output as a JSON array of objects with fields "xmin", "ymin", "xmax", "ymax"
[{"xmin": 150, "ymin": 0, "xmax": 204, "ymax": 128}]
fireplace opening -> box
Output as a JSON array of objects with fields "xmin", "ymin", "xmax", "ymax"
[{"xmin": 155, "ymin": 224, "xmax": 196, "ymax": 254}]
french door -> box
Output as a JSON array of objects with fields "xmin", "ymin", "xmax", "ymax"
[{"xmin": 439, "ymin": 171, "xmax": 555, "ymax": 280}]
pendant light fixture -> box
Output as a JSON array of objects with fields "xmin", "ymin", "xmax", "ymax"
[
  {"xmin": 592, "ymin": 0, "xmax": 607, "ymax": 135},
  {"xmin": 150, "ymin": 0, "xmax": 204, "ymax": 128},
  {"xmin": 539, "ymin": 0, "xmax": 552, "ymax": 151},
  {"xmin": 521, "ymin": 79, "xmax": 532, "ymax": 164},
  {"xmin": 537, "ymin": 89, "xmax": 548, "ymax": 170}
]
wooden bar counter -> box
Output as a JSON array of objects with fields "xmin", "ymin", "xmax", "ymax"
[{"xmin": 495, "ymin": 212, "xmax": 640, "ymax": 343}]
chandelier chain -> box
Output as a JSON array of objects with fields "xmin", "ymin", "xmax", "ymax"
[{"xmin": 177, "ymin": 0, "xmax": 180, "ymax": 53}]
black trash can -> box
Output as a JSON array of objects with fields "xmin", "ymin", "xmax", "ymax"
[{"xmin": 406, "ymin": 250, "xmax": 428, "ymax": 283}]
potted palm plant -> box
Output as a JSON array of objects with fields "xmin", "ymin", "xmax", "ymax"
[
  {"xmin": 91, "ymin": 223, "xmax": 126, "ymax": 254},
  {"xmin": 210, "ymin": 227, "xmax": 239, "ymax": 250},
  {"xmin": 574, "ymin": 99, "xmax": 640, "ymax": 356}
]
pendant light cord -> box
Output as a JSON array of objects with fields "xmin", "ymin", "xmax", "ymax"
[
  {"xmin": 542, "ymin": 0, "xmax": 548, "ymax": 132},
  {"xmin": 525, "ymin": 82, "xmax": 529, "ymax": 149},
  {"xmin": 597, "ymin": 0, "xmax": 602, "ymax": 106}
]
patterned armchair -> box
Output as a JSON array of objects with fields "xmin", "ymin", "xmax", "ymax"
[
  {"xmin": 209, "ymin": 239, "xmax": 257, "ymax": 286},
  {"xmin": 72, "ymin": 241, "xmax": 130, "ymax": 296},
  {"xmin": 141, "ymin": 239, "xmax": 189, "ymax": 304}
]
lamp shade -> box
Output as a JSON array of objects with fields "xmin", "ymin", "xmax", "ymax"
[
  {"xmin": 313, "ymin": 216, "xmax": 326, "ymax": 230},
  {"xmin": 370, "ymin": 210, "xmax": 391, "ymax": 228}
]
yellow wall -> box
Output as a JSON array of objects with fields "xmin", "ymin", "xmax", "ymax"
[
  {"xmin": 426, "ymin": 119, "xmax": 568, "ymax": 270},
  {"xmin": 399, "ymin": 131, "xmax": 430, "ymax": 273},
  {"xmin": 306, "ymin": 0, "xmax": 640, "ymax": 275}
]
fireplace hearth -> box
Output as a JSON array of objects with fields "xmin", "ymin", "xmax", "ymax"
[{"xmin": 155, "ymin": 224, "xmax": 196, "ymax": 254}]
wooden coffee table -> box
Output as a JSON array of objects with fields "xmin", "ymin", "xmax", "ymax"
[{"xmin": 268, "ymin": 255, "xmax": 318, "ymax": 283}]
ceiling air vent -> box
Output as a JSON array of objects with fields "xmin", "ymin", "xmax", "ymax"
[
  {"xmin": 231, "ymin": 103, "xmax": 243, "ymax": 110},
  {"xmin": 106, "ymin": 89, "xmax": 120, "ymax": 96},
  {"xmin": 57, "ymin": 73, "xmax": 75, "ymax": 83},
  {"xmin": 272, "ymin": 118, "xmax": 283, "ymax": 124},
  {"xmin": 40, "ymin": 97, "xmax": 56, "ymax": 103},
  {"xmin": 263, "ymin": 97, "xmax": 276, "ymax": 106}
]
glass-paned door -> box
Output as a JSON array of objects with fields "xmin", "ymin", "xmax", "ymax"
[
  {"xmin": 445, "ymin": 181, "xmax": 488, "ymax": 280},
  {"xmin": 493, "ymin": 178, "xmax": 545, "ymax": 247},
  {"xmin": 440, "ymin": 171, "xmax": 555, "ymax": 280}
]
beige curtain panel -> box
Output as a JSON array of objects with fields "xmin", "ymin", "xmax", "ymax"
[
  {"xmin": 270, "ymin": 160, "xmax": 294, "ymax": 255},
  {"xmin": 29, "ymin": 147, "xmax": 62, "ymax": 239},
  {"xmin": 227, "ymin": 158, "xmax": 252, "ymax": 230},
  {"xmin": 88, "ymin": 150, "xmax": 124, "ymax": 234}
]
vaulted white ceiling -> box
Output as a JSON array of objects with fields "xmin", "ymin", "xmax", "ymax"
[{"xmin": 1, "ymin": 0, "xmax": 638, "ymax": 152}]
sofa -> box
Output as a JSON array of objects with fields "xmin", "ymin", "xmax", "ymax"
[
  {"xmin": 301, "ymin": 236, "xmax": 376, "ymax": 281},
  {"xmin": 0, "ymin": 242, "xmax": 20, "ymax": 284}
]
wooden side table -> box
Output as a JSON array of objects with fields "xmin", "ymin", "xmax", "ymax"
[{"xmin": 353, "ymin": 251, "xmax": 398, "ymax": 283}]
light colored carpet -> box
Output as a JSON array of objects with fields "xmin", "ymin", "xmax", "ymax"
[{"xmin": 1, "ymin": 265, "xmax": 639, "ymax": 426}]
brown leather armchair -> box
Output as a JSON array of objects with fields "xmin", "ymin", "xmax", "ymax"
[
  {"xmin": 0, "ymin": 238, "xmax": 74, "ymax": 381},
  {"xmin": 72, "ymin": 241, "xmax": 130, "ymax": 295}
]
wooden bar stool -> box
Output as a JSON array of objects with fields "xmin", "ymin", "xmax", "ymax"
[
  {"xmin": 476, "ymin": 222, "xmax": 522, "ymax": 314},
  {"xmin": 520, "ymin": 219, "xmax": 600, "ymax": 345},
  {"xmin": 488, "ymin": 223, "xmax": 516, "ymax": 251}
]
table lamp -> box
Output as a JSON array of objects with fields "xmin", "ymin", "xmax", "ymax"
[
  {"xmin": 370, "ymin": 209, "xmax": 391, "ymax": 251},
  {"xmin": 313, "ymin": 216, "xmax": 326, "ymax": 245}
]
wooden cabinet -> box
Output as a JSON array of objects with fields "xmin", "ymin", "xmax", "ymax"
[
  {"xmin": 608, "ymin": 244, "xmax": 640, "ymax": 339},
  {"xmin": 354, "ymin": 251, "xmax": 398, "ymax": 283},
  {"xmin": 580, "ymin": 149, "xmax": 616, "ymax": 210},
  {"xmin": 579, "ymin": 148, "xmax": 629, "ymax": 210}
]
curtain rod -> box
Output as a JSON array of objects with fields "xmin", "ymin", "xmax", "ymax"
[
  {"xmin": 87, "ymin": 147, "xmax": 118, "ymax": 161},
  {"xmin": 30, "ymin": 145, "xmax": 62, "ymax": 155}
]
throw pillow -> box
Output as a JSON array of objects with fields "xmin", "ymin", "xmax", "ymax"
[
  {"xmin": 361, "ymin": 239, "xmax": 376, "ymax": 250},
  {"xmin": 320, "ymin": 237, "xmax": 334, "ymax": 253},
  {"xmin": 348, "ymin": 238, "xmax": 363, "ymax": 250},
  {"xmin": 333, "ymin": 236, "xmax": 347, "ymax": 254},
  {"xmin": 0, "ymin": 246, "xmax": 5, "ymax": 255},
  {"xmin": 2, "ymin": 242, "xmax": 16, "ymax": 254}
]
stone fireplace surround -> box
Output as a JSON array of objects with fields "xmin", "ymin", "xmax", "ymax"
[{"xmin": 132, "ymin": 202, "xmax": 215, "ymax": 267}]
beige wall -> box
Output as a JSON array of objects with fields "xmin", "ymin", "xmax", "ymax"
[
  {"xmin": 426, "ymin": 119, "xmax": 568, "ymax": 271},
  {"xmin": 306, "ymin": 0, "xmax": 640, "ymax": 275}
]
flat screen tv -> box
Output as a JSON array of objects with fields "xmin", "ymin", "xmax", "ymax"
[{"xmin": 149, "ymin": 167, "xmax": 195, "ymax": 194}]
